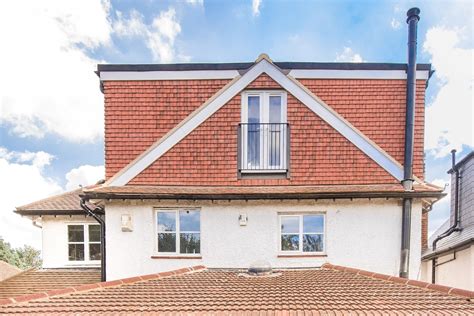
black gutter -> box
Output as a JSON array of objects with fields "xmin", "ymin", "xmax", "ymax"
[
  {"xmin": 431, "ymin": 150, "xmax": 462, "ymax": 283},
  {"xmin": 399, "ymin": 7, "xmax": 420, "ymax": 279},
  {"xmin": 423, "ymin": 238, "xmax": 474, "ymax": 261},
  {"xmin": 80, "ymin": 199, "xmax": 106, "ymax": 282},
  {"xmin": 97, "ymin": 62, "xmax": 432, "ymax": 73},
  {"xmin": 82, "ymin": 191, "xmax": 445, "ymax": 201}
]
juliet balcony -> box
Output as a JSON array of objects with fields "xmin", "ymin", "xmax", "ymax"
[{"xmin": 237, "ymin": 123, "xmax": 290, "ymax": 176}]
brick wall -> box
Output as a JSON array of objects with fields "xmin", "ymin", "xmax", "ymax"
[{"xmin": 104, "ymin": 74, "xmax": 426, "ymax": 185}]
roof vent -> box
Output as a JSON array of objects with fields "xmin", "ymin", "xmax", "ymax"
[{"xmin": 247, "ymin": 260, "xmax": 272, "ymax": 276}]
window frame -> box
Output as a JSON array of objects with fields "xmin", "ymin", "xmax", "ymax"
[
  {"xmin": 241, "ymin": 90, "xmax": 287, "ymax": 125},
  {"xmin": 66, "ymin": 223, "xmax": 101, "ymax": 264},
  {"xmin": 154, "ymin": 208, "xmax": 201, "ymax": 257},
  {"xmin": 278, "ymin": 213, "xmax": 326, "ymax": 255},
  {"xmin": 241, "ymin": 90, "xmax": 288, "ymax": 173}
]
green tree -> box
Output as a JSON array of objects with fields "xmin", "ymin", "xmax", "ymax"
[{"xmin": 0, "ymin": 236, "xmax": 42, "ymax": 270}]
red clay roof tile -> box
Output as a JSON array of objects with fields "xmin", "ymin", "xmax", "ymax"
[{"xmin": 1, "ymin": 265, "xmax": 472, "ymax": 314}]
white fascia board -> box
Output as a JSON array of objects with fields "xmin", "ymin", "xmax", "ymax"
[
  {"xmin": 100, "ymin": 69, "xmax": 429, "ymax": 81},
  {"xmin": 100, "ymin": 70, "xmax": 240, "ymax": 81},
  {"xmin": 108, "ymin": 62, "xmax": 267, "ymax": 186},
  {"xmin": 109, "ymin": 58, "xmax": 404, "ymax": 186},
  {"xmin": 289, "ymin": 69, "xmax": 430, "ymax": 80}
]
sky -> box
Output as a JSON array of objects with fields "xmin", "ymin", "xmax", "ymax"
[{"xmin": 0, "ymin": 0, "xmax": 472, "ymax": 249}]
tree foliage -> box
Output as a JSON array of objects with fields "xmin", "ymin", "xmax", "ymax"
[{"xmin": 0, "ymin": 236, "xmax": 42, "ymax": 270}]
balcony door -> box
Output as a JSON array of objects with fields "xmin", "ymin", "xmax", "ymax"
[{"xmin": 241, "ymin": 91, "xmax": 287, "ymax": 171}]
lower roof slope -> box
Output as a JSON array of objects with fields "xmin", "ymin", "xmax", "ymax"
[
  {"xmin": 0, "ymin": 269, "xmax": 101, "ymax": 300},
  {"xmin": 1, "ymin": 265, "xmax": 472, "ymax": 315}
]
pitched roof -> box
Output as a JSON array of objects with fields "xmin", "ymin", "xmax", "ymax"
[
  {"xmin": 1, "ymin": 265, "xmax": 472, "ymax": 314},
  {"xmin": 83, "ymin": 183, "xmax": 445, "ymax": 200},
  {"xmin": 15, "ymin": 189, "xmax": 83, "ymax": 216},
  {"xmin": 105, "ymin": 56, "xmax": 413, "ymax": 186},
  {"xmin": 15, "ymin": 187, "xmax": 101, "ymax": 216},
  {"xmin": 0, "ymin": 269, "xmax": 100, "ymax": 300}
]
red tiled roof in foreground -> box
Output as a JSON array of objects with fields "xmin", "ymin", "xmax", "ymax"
[
  {"xmin": 0, "ymin": 269, "xmax": 101, "ymax": 300},
  {"xmin": 1, "ymin": 265, "xmax": 472, "ymax": 315},
  {"xmin": 83, "ymin": 183, "xmax": 444, "ymax": 200}
]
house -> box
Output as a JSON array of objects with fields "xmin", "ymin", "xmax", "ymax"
[
  {"xmin": 78, "ymin": 7, "xmax": 447, "ymax": 282},
  {"xmin": 13, "ymin": 7, "xmax": 446, "ymax": 283},
  {"xmin": 421, "ymin": 150, "xmax": 474, "ymax": 290}
]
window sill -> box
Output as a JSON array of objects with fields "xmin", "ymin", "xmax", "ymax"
[
  {"xmin": 277, "ymin": 254, "xmax": 327, "ymax": 258},
  {"xmin": 151, "ymin": 255, "xmax": 202, "ymax": 259}
]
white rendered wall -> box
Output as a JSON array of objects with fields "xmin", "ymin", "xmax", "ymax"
[
  {"xmin": 41, "ymin": 215, "xmax": 100, "ymax": 268},
  {"xmin": 420, "ymin": 245, "xmax": 474, "ymax": 291},
  {"xmin": 105, "ymin": 199, "xmax": 422, "ymax": 281}
]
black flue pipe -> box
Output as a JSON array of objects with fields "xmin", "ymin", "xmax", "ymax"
[{"xmin": 399, "ymin": 7, "xmax": 420, "ymax": 278}]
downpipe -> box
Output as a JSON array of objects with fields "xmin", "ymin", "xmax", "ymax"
[
  {"xmin": 80, "ymin": 198, "xmax": 106, "ymax": 282},
  {"xmin": 431, "ymin": 149, "xmax": 462, "ymax": 283}
]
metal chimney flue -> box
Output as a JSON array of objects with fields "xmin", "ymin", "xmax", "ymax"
[
  {"xmin": 402, "ymin": 7, "xmax": 420, "ymax": 190},
  {"xmin": 399, "ymin": 7, "xmax": 420, "ymax": 279}
]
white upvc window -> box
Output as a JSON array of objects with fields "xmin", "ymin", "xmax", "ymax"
[
  {"xmin": 155, "ymin": 209, "xmax": 201, "ymax": 256},
  {"xmin": 67, "ymin": 224, "xmax": 101, "ymax": 263},
  {"xmin": 279, "ymin": 214, "xmax": 325, "ymax": 254},
  {"xmin": 240, "ymin": 90, "xmax": 288, "ymax": 172}
]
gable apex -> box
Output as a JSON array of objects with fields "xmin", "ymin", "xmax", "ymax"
[{"xmin": 106, "ymin": 58, "xmax": 404, "ymax": 186}]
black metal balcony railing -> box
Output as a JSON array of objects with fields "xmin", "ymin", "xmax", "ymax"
[{"xmin": 238, "ymin": 123, "xmax": 289, "ymax": 173}]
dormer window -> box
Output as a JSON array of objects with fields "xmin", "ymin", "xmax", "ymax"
[{"xmin": 238, "ymin": 91, "xmax": 289, "ymax": 176}]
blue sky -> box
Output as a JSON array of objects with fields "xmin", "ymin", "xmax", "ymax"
[{"xmin": 0, "ymin": 0, "xmax": 472, "ymax": 248}]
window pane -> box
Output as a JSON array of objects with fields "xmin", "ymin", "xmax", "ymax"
[
  {"xmin": 303, "ymin": 215, "xmax": 324, "ymax": 233},
  {"xmin": 68, "ymin": 244, "xmax": 84, "ymax": 261},
  {"xmin": 248, "ymin": 96, "xmax": 260, "ymax": 123},
  {"xmin": 303, "ymin": 234, "xmax": 324, "ymax": 252},
  {"xmin": 179, "ymin": 210, "xmax": 200, "ymax": 231},
  {"xmin": 281, "ymin": 235, "xmax": 299, "ymax": 251},
  {"xmin": 281, "ymin": 216, "xmax": 299, "ymax": 234},
  {"xmin": 180, "ymin": 233, "xmax": 200, "ymax": 254},
  {"xmin": 158, "ymin": 233, "xmax": 176, "ymax": 252},
  {"xmin": 269, "ymin": 96, "xmax": 282, "ymax": 123},
  {"xmin": 89, "ymin": 244, "xmax": 101, "ymax": 260},
  {"xmin": 68, "ymin": 225, "xmax": 84, "ymax": 242},
  {"xmin": 157, "ymin": 212, "xmax": 176, "ymax": 232},
  {"xmin": 89, "ymin": 225, "xmax": 101, "ymax": 242}
]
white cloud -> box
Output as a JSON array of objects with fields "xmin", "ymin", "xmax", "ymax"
[
  {"xmin": 391, "ymin": 18, "xmax": 401, "ymax": 30},
  {"xmin": 186, "ymin": 0, "xmax": 204, "ymax": 5},
  {"xmin": 252, "ymin": 0, "xmax": 261, "ymax": 17},
  {"xmin": 0, "ymin": 147, "xmax": 106, "ymax": 249},
  {"xmin": 113, "ymin": 8, "xmax": 183, "ymax": 63},
  {"xmin": 65, "ymin": 165, "xmax": 105, "ymax": 190},
  {"xmin": 0, "ymin": 147, "xmax": 62, "ymax": 249},
  {"xmin": 0, "ymin": 0, "xmax": 110, "ymax": 142},
  {"xmin": 335, "ymin": 47, "xmax": 364, "ymax": 63},
  {"xmin": 424, "ymin": 27, "xmax": 474, "ymax": 157}
]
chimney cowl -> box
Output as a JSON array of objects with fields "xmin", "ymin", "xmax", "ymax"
[{"xmin": 406, "ymin": 7, "xmax": 420, "ymax": 22}]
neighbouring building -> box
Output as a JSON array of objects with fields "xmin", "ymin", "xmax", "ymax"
[{"xmin": 421, "ymin": 151, "xmax": 474, "ymax": 290}]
